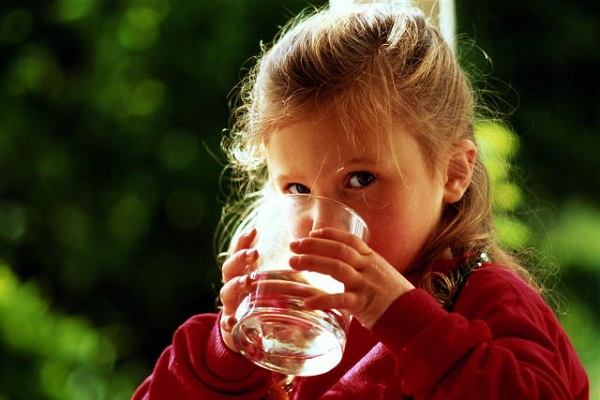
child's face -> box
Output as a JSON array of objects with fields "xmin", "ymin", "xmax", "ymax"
[{"xmin": 266, "ymin": 116, "xmax": 451, "ymax": 274}]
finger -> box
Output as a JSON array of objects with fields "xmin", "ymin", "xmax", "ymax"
[
  {"xmin": 289, "ymin": 254, "xmax": 359, "ymax": 285},
  {"xmin": 219, "ymin": 274, "xmax": 253, "ymax": 315},
  {"xmin": 232, "ymin": 228, "xmax": 257, "ymax": 253},
  {"xmin": 222, "ymin": 248, "xmax": 258, "ymax": 283},
  {"xmin": 303, "ymin": 292, "xmax": 358, "ymax": 312},
  {"xmin": 310, "ymin": 227, "xmax": 372, "ymax": 256},
  {"xmin": 290, "ymin": 235, "xmax": 364, "ymax": 269},
  {"xmin": 222, "ymin": 229, "xmax": 258, "ymax": 283},
  {"xmin": 255, "ymin": 277, "xmax": 329, "ymax": 299},
  {"xmin": 219, "ymin": 314, "xmax": 237, "ymax": 334}
]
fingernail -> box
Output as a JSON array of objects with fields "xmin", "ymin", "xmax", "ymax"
[
  {"xmin": 247, "ymin": 228, "xmax": 257, "ymax": 238},
  {"xmin": 289, "ymin": 256, "xmax": 299, "ymax": 268},
  {"xmin": 289, "ymin": 239, "xmax": 301, "ymax": 250},
  {"xmin": 244, "ymin": 248, "xmax": 257, "ymax": 260},
  {"xmin": 241, "ymin": 229, "xmax": 256, "ymax": 241}
]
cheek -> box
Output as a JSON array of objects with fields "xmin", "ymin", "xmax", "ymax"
[
  {"xmin": 363, "ymin": 215, "xmax": 416, "ymax": 273},
  {"xmin": 363, "ymin": 205, "xmax": 443, "ymax": 273}
]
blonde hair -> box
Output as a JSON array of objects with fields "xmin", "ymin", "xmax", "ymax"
[{"xmin": 219, "ymin": 4, "xmax": 538, "ymax": 306}]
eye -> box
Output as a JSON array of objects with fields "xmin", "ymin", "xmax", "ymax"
[
  {"xmin": 347, "ymin": 171, "xmax": 375, "ymax": 188},
  {"xmin": 287, "ymin": 183, "xmax": 311, "ymax": 194}
]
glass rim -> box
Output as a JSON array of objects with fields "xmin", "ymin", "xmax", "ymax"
[{"xmin": 281, "ymin": 193, "xmax": 369, "ymax": 235}]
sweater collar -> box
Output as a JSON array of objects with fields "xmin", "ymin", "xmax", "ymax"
[{"xmin": 403, "ymin": 252, "xmax": 490, "ymax": 287}]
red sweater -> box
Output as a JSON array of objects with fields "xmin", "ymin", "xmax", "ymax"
[{"xmin": 133, "ymin": 264, "xmax": 589, "ymax": 399}]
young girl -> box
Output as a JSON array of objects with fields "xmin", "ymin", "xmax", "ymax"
[{"xmin": 133, "ymin": 4, "xmax": 588, "ymax": 399}]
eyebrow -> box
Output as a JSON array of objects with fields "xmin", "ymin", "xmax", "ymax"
[
  {"xmin": 270, "ymin": 158, "xmax": 380, "ymax": 183},
  {"xmin": 336, "ymin": 158, "xmax": 380, "ymax": 172},
  {"xmin": 273, "ymin": 174, "xmax": 293, "ymax": 183}
]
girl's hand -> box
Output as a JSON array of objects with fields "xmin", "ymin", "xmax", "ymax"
[
  {"xmin": 289, "ymin": 227, "xmax": 414, "ymax": 329},
  {"xmin": 219, "ymin": 229, "xmax": 258, "ymax": 352}
]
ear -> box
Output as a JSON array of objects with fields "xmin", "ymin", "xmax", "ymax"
[{"xmin": 443, "ymin": 139, "xmax": 477, "ymax": 204}]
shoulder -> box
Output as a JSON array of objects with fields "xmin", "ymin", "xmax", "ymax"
[
  {"xmin": 456, "ymin": 263, "xmax": 554, "ymax": 322},
  {"xmin": 465, "ymin": 263, "xmax": 538, "ymax": 298}
]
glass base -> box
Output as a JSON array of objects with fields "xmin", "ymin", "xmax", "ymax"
[{"xmin": 232, "ymin": 298, "xmax": 347, "ymax": 376}]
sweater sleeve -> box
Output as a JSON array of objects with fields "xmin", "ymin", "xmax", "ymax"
[
  {"xmin": 371, "ymin": 265, "xmax": 589, "ymax": 400},
  {"xmin": 132, "ymin": 313, "xmax": 272, "ymax": 400}
]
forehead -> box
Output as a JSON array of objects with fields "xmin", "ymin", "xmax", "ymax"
[
  {"xmin": 266, "ymin": 117, "xmax": 382, "ymax": 165},
  {"xmin": 273, "ymin": 104, "xmax": 398, "ymax": 145}
]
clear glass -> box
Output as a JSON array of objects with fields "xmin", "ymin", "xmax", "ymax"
[{"xmin": 232, "ymin": 194, "xmax": 368, "ymax": 376}]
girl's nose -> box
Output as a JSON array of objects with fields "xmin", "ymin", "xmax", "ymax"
[
  {"xmin": 311, "ymin": 200, "xmax": 344, "ymax": 231},
  {"xmin": 285, "ymin": 195, "xmax": 349, "ymax": 239}
]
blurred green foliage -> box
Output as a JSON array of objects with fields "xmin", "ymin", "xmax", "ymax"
[
  {"xmin": 475, "ymin": 121, "xmax": 532, "ymax": 248},
  {"xmin": 0, "ymin": 0, "xmax": 597, "ymax": 398},
  {"xmin": 0, "ymin": 260, "xmax": 134, "ymax": 399}
]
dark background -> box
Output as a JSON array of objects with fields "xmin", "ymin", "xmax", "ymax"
[{"xmin": 0, "ymin": 1, "xmax": 597, "ymax": 398}]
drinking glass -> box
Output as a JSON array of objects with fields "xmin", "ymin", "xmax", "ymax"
[{"xmin": 232, "ymin": 194, "xmax": 368, "ymax": 376}]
